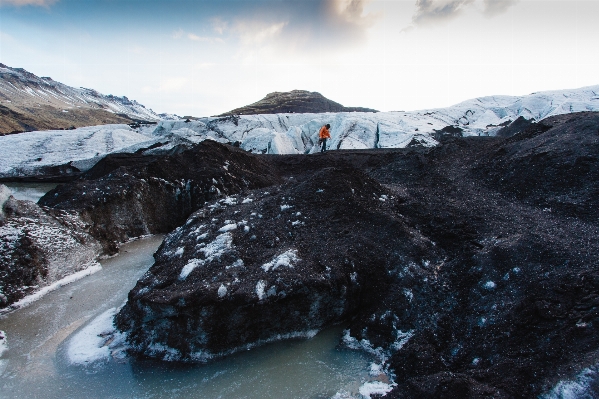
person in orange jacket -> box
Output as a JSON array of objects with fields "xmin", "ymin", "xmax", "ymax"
[{"xmin": 318, "ymin": 124, "xmax": 331, "ymax": 153}]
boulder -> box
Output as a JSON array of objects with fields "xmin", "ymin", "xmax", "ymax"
[{"xmin": 115, "ymin": 167, "xmax": 440, "ymax": 360}]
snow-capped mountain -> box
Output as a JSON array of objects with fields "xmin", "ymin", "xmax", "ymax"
[
  {"xmin": 0, "ymin": 63, "xmax": 163, "ymax": 134},
  {"xmin": 0, "ymin": 84, "xmax": 598, "ymax": 179}
]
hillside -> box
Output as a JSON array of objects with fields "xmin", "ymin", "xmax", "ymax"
[
  {"xmin": 0, "ymin": 63, "xmax": 164, "ymax": 134},
  {"xmin": 217, "ymin": 90, "xmax": 378, "ymax": 116},
  {"xmin": 1, "ymin": 111, "xmax": 594, "ymax": 397}
]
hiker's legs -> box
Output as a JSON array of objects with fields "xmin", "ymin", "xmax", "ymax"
[{"xmin": 321, "ymin": 138, "xmax": 327, "ymax": 152}]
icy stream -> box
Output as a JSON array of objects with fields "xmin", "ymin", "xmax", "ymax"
[
  {"xmin": 3, "ymin": 182, "xmax": 58, "ymax": 203},
  {"xmin": 0, "ymin": 235, "xmax": 377, "ymax": 399}
]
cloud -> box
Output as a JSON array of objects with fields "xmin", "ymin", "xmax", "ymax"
[
  {"xmin": 481, "ymin": 0, "xmax": 518, "ymax": 17},
  {"xmin": 412, "ymin": 0, "xmax": 475, "ymax": 25},
  {"xmin": 408, "ymin": 0, "xmax": 519, "ymax": 26},
  {"xmin": 187, "ymin": 33, "xmax": 225, "ymax": 43},
  {"xmin": 208, "ymin": 0, "xmax": 376, "ymax": 54},
  {"xmin": 0, "ymin": 0, "xmax": 57, "ymax": 6}
]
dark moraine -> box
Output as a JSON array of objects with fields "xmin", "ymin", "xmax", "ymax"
[{"xmin": 36, "ymin": 112, "xmax": 599, "ymax": 397}]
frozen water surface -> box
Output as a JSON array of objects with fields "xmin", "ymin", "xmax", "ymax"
[
  {"xmin": 0, "ymin": 235, "xmax": 376, "ymax": 399},
  {"xmin": 3, "ymin": 182, "xmax": 58, "ymax": 203}
]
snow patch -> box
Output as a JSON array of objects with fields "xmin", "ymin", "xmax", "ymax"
[
  {"xmin": 542, "ymin": 367, "xmax": 599, "ymax": 399},
  {"xmin": 179, "ymin": 259, "xmax": 203, "ymax": 280},
  {"xmin": 261, "ymin": 249, "xmax": 300, "ymax": 272},
  {"xmin": 67, "ymin": 307, "xmax": 127, "ymax": 366},
  {"xmin": 0, "ymin": 330, "xmax": 7, "ymax": 357},
  {"xmin": 0, "ymin": 263, "xmax": 102, "ymax": 315},
  {"xmin": 217, "ymin": 284, "xmax": 227, "ymax": 298},
  {"xmin": 256, "ymin": 280, "xmax": 267, "ymax": 300},
  {"xmin": 358, "ymin": 381, "xmax": 396, "ymax": 398},
  {"xmin": 218, "ymin": 223, "xmax": 237, "ymax": 232}
]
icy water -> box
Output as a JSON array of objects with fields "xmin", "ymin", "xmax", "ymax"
[
  {"xmin": 0, "ymin": 235, "xmax": 375, "ymax": 399},
  {"xmin": 3, "ymin": 182, "xmax": 58, "ymax": 203}
]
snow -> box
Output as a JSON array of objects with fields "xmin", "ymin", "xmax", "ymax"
[
  {"xmin": 2, "ymin": 85, "xmax": 598, "ymax": 179},
  {"xmin": 0, "ymin": 263, "xmax": 102, "ymax": 315},
  {"xmin": 221, "ymin": 197, "xmax": 238, "ymax": 205},
  {"xmin": 217, "ymin": 284, "xmax": 227, "ymax": 298},
  {"xmin": 0, "ymin": 330, "xmax": 6, "ymax": 377},
  {"xmin": 0, "ymin": 125, "xmax": 153, "ymax": 178},
  {"xmin": 179, "ymin": 259, "xmax": 203, "ymax": 280},
  {"xmin": 358, "ymin": 381, "xmax": 396, "ymax": 398},
  {"xmin": 0, "ymin": 330, "xmax": 7, "ymax": 357},
  {"xmin": 218, "ymin": 223, "xmax": 237, "ymax": 232},
  {"xmin": 261, "ymin": 250, "xmax": 300, "ymax": 272},
  {"xmin": 542, "ymin": 367, "xmax": 599, "ymax": 399},
  {"xmin": 484, "ymin": 281, "xmax": 496, "ymax": 289},
  {"xmin": 67, "ymin": 307, "xmax": 126, "ymax": 366},
  {"xmin": 179, "ymin": 233, "xmax": 233, "ymax": 280},
  {"xmin": 256, "ymin": 280, "xmax": 267, "ymax": 300}
]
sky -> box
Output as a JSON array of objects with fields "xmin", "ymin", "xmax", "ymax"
[{"xmin": 0, "ymin": 0, "xmax": 598, "ymax": 117}]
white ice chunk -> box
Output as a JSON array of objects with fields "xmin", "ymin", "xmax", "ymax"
[{"xmin": 217, "ymin": 284, "xmax": 227, "ymax": 298}]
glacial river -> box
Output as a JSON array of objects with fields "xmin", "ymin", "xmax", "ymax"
[{"xmin": 0, "ymin": 224, "xmax": 377, "ymax": 398}]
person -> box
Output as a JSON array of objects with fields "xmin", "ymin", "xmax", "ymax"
[{"xmin": 318, "ymin": 124, "xmax": 331, "ymax": 153}]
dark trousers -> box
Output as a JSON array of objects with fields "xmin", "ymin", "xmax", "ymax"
[{"xmin": 320, "ymin": 138, "xmax": 327, "ymax": 152}]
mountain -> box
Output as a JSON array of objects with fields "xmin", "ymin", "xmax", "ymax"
[
  {"xmin": 0, "ymin": 63, "xmax": 164, "ymax": 135},
  {"xmin": 1, "ymin": 84, "xmax": 599, "ymax": 181},
  {"xmin": 217, "ymin": 90, "xmax": 378, "ymax": 116}
]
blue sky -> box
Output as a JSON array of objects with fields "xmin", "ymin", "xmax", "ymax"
[{"xmin": 1, "ymin": 0, "xmax": 598, "ymax": 117}]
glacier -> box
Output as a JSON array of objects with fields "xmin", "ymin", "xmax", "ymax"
[{"xmin": 1, "ymin": 84, "xmax": 598, "ymax": 179}]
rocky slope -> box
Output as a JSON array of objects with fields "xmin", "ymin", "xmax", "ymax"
[
  {"xmin": 0, "ymin": 185, "xmax": 101, "ymax": 308},
  {"xmin": 2, "ymin": 111, "xmax": 598, "ymax": 397},
  {"xmin": 112, "ymin": 112, "xmax": 597, "ymax": 398},
  {"xmin": 38, "ymin": 141, "xmax": 279, "ymax": 255},
  {"xmin": 217, "ymin": 90, "xmax": 378, "ymax": 116},
  {"xmin": 0, "ymin": 63, "xmax": 164, "ymax": 134}
]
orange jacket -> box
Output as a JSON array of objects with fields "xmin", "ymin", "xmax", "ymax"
[{"xmin": 319, "ymin": 125, "xmax": 331, "ymax": 139}]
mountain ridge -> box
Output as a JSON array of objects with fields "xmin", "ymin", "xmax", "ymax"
[
  {"xmin": 0, "ymin": 63, "xmax": 166, "ymax": 134},
  {"xmin": 216, "ymin": 89, "xmax": 378, "ymax": 116}
]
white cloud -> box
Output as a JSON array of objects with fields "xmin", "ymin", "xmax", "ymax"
[
  {"xmin": 172, "ymin": 29, "xmax": 185, "ymax": 39},
  {"xmin": 410, "ymin": 0, "xmax": 518, "ymax": 26},
  {"xmin": 211, "ymin": 18, "xmax": 228, "ymax": 35},
  {"xmin": 412, "ymin": 0, "xmax": 475, "ymax": 25},
  {"xmin": 187, "ymin": 33, "xmax": 224, "ymax": 43},
  {"xmin": 481, "ymin": 0, "xmax": 519, "ymax": 17}
]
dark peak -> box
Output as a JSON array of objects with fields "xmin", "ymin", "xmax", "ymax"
[{"xmin": 217, "ymin": 90, "xmax": 377, "ymax": 116}]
